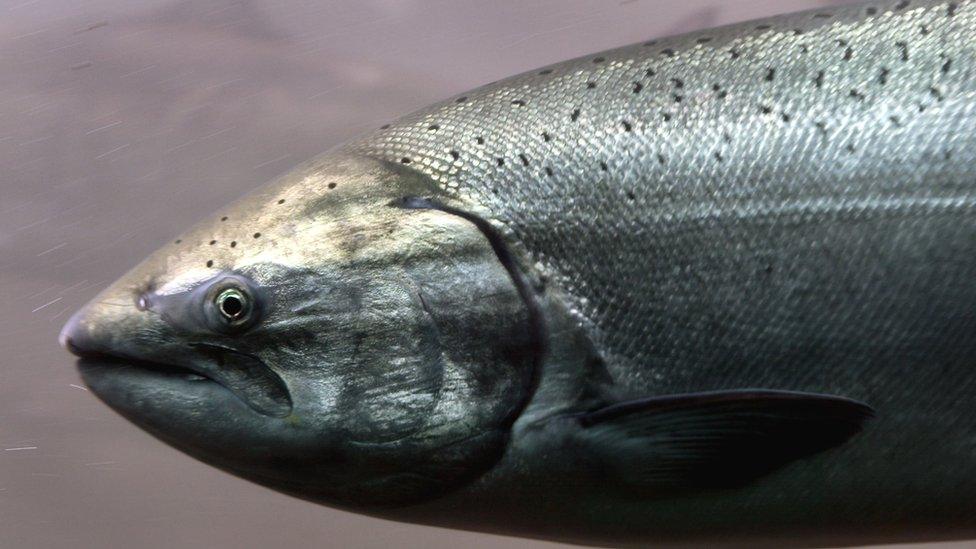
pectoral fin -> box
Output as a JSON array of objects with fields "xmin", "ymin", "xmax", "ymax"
[{"xmin": 574, "ymin": 389, "xmax": 873, "ymax": 491}]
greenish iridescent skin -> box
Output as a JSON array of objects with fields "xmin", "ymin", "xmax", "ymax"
[{"xmin": 62, "ymin": 0, "xmax": 976, "ymax": 546}]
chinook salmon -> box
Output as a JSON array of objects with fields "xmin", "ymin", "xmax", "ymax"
[{"xmin": 61, "ymin": 0, "xmax": 976, "ymax": 546}]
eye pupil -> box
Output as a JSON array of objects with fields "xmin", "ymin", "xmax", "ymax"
[
  {"xmin": 216, "ymin": 288, "xmax": 248, "ymax": 321},
  {"xmin": 221, "ymin": 295, "xmax": 243, "ymax": 317}
]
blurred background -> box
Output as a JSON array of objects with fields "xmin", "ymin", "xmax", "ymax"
[{"xmin": 1, "ymin": 0, "xmax": 972, "ymax": 547}]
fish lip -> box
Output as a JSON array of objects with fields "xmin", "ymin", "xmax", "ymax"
[
  {"xmin": 75, "ymin": 353, "xmax": 212, "ymax": 382},
  {"xmin": 74, "ymin": 346, "xmax": 293, "ymax": 418}
]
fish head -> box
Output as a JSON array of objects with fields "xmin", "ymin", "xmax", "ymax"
[{"xmin": 60, "ymin": 154, "xmax": 540, "ymax": 508}]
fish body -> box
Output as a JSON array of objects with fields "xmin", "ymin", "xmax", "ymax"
[{"xmin": 62, "ymin": 0, "xmax": 976, "ymax": 546}]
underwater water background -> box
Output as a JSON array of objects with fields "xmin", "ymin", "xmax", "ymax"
[{"xmin": 0, "ymin": 0, "xmax": 970, "ymax": 547}]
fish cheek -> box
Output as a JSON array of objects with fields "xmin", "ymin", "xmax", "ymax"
[
  {"xmin": 298, "ymin": 265, "xmax": 529, "ymax": 507},
  {"xmin": 331, "ymin": 278, "xmax": 445, "ymax": 444}
]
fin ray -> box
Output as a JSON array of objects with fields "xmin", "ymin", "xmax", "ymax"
[{"xmin": 575, "ymin": 389, "xmax": 874, "ymax": 491}]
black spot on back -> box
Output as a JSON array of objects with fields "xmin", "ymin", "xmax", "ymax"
[
  {"xmin": 942, "ymin": 56, "xmax": 953, "ymax": 75},
  {"xmin": 896, "ymin": 41, "xmax": 910, "ymax": 62}
]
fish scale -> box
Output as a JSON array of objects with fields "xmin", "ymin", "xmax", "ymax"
[{"xmin": 348, "ymin": 0, "xmax": 976, "ymax": 395}]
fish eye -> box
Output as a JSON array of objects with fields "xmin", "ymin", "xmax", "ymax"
[
  {"xmin": 202, "ymin": 276, "xmax": 262, "ymax": 333},
  {"xmin": 215, "ymin": 287, "xmax": 250, "ymax": 322}
]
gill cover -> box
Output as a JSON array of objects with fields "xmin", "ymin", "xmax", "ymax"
[{"xmin": 317, "ymin": 193, "xmax": 544, "ymax": 507}]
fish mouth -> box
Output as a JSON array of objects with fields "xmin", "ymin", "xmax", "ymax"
[{"xmin": 70, "ymin": 342, "xmax": 292, "ymax": 418}]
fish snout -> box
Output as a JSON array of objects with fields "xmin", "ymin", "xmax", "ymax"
[
  {"xmin": 60, "ymin": 287, "xmax": 151, "ymax": 359},
  {"xmin": 60, "ymin": 305, "xmax": 100, "ymax": 358}
]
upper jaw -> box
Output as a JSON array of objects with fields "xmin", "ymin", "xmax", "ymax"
[{"xmin": 61, "ymin": 305, "xmax": 292, "ymax": 418}]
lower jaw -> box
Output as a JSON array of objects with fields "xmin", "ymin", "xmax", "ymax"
[
  {"xmin": 75, "ymin": 361, "xmax": 339, "ymax": 497},
  {"xmin": 75, "ymin": 355, "xmax": 290, "ymax": 417},
  {"xmin": 75, "ymin": 357, "xmax": 254, "ymax": 427},
  {"xmin": 76, "ymin": 357, "xmax": 281, "ymax": 449}
]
